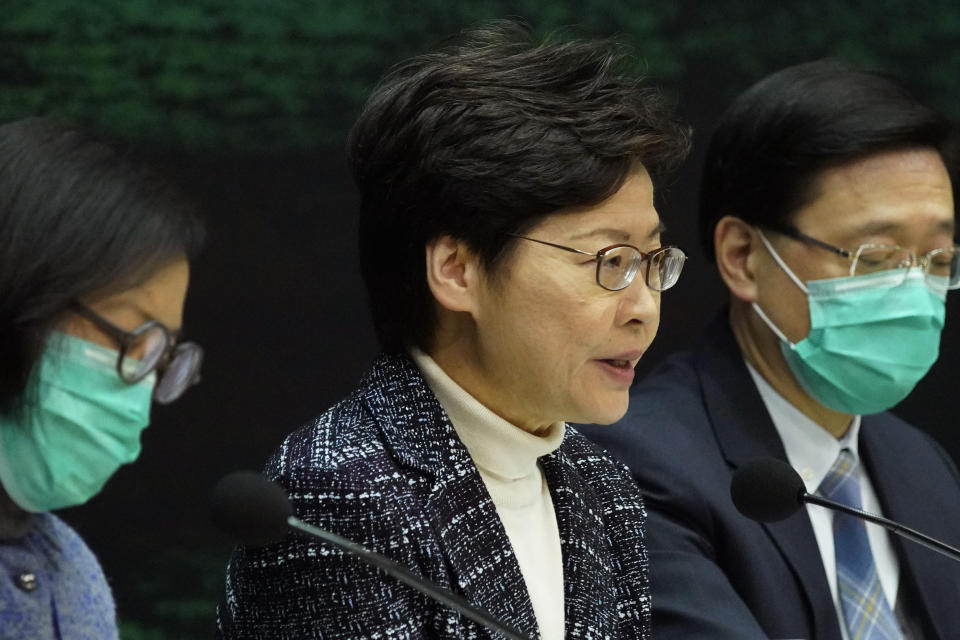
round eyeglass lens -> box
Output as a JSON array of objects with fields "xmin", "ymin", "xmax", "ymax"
[
  {"xmin": 650, "ymin": 247, "xmax": 687, "ymax": 291},
  {"xmin": 926, "ymin": 246, "xmax": 960, "ymax": 289},
  {"xmin": 120, "ymin": 325, "xmax": 169, "ymax": 382},
  {"xmin": 154, "ymin": 343, "xmax": 203, "ymax": 404},
  {"xmin": 852, "ymin": 246, "xmax": 913, "ymax": 279},
  {"xmin": 597, "ymin": 246, "xmax": 641, "ymax": 291}
]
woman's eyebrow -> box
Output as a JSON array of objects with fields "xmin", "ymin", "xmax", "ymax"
[
  {"xmin": 569, "ymin": 219, "xmax": 666, "ymax": 243},
  {"xmin": 648, "ymin": 220, "xmax": 667, "ymax": 238},
  {"xmin": 569, "ymin": 228, "xmax": 630, "ymax": 242},
  {"xmin": 130, "ymin": 301, "xmax": 183, "ymax": 334}
]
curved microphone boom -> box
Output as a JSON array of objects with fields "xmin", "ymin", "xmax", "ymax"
[
  {"xmin": 211, "ymin": 471, "xmax": 533, "ymax": 640},
  {"xmin": 730, "ymin": 457, "xmax": 960, "ymax": 563}
]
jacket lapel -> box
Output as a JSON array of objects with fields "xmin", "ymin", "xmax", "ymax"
[
  {"xmin": 698, "ymin": 315, "xmax": 842, "ymax": 640},
  {"xmin": 358, "ymin": 354, "xmax": 538, "ymax": 637},
  {"xmin": 860, "ymin": 419, "xmax": 960, "ymax": 639},
  {"xmin": 541, "ymin": 444, "xmax": 616, "ymax": 635}
]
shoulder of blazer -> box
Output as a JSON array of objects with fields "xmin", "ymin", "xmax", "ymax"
[
  {"xmin": 559, "ymin": 428, "xmax": 645, "ymax": 494},
  {"xmin": 266, "ymin": 352, "xmax": 444, "ymax": 477}
]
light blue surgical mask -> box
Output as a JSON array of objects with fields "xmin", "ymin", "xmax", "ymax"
[
  {"xmin": 0, "ymin": 333, "xmax": 155, "ymax": 512},
  {"xmin": 753, "ymin": 232, "xmax": 946, "ymax": 415}
]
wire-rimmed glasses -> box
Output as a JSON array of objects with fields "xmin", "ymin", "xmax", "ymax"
[
  {"xmin": 507, "ymin": 233, "xmax": 687, "ymax": 291},
  {"xmin": 71, "ymin": 303, "xmax": 204, "ymax": 404},
  {"xmin": 765, "ymin": 223, "xmax": 960, "ymax": 289}
]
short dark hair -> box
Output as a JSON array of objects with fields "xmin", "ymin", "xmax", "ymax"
[
  {"xmin": 699, "ymin": 59, "xmax": 957, "ymax": 260},
  {"xmin": 348, "ymin": 20, "xmax": 690, "ymax": 353},
  {"xmin": 0, "ymin": 118, "xmax": 205, "ymax": 410}
]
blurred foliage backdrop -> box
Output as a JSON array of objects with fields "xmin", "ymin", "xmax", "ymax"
[
  {"xmin": 3, "ymin": 0, "xmax": 960, "ymax": 151},
  {"xmin": 3, "ymin": 1, "xmax": 960, "ymax": 638}
]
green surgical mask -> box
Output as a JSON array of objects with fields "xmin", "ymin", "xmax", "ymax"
[
  {"xmin": 753, "ymin": 232, "xmax": 946, "ymax": 415},
  {"xmin": 0, "ymin": 333, "xmax": 154, "ymax": 512}
]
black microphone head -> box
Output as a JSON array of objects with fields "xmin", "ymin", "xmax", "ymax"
[
  {"xmin": 210, "ymin": 471, "xmax": 293, "ymax": 546},
  {"xmin": 730, "ymin": 458, "xmax": 806, "ymax": 523}
]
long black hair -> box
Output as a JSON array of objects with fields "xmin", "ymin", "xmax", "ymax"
[{"xmin": 0, "ymin": 118, "xmax": 205, "ymax": 410}]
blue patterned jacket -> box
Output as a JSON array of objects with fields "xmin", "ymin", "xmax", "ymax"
[
  {"xmin": 218, "ymin": 353, "xmax": 651, "ymax": 639},
  {"xmin": 0, "ymin": 513, "xmax": 117, "ymax": 640}
]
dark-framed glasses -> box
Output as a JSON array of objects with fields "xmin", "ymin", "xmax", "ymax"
[
  {"xmin": 71, "ymin": 303, "xmax": 204, "ymax": 404},
  {"xmin": 507, "ymin": 233, "xmax": 687, "ymax": 291},
  {"xmin": 765, "ymin": 223, "xmax": 960, "ymax": 289}
]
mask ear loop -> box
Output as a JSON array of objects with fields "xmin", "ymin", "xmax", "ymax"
[
  {"xmin": 756, "ymin": 230, "xmax": 809, "ymax": 293},
  {"xmin": 752, "ymin": 230, "xmax": 808, "ymax": 349},
  {"xmin": 751, "ymin": 302, "xmax": 795, "ymax": 347}
]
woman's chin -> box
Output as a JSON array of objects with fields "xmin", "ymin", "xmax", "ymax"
[{"xmin": 571, "ymin": 397, "xmax": 629, "ymax": 426}]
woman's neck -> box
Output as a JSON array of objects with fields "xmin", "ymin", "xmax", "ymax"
[{"xmin": 0, "ymin": 483, "xmax": 34, "ymax": 541}]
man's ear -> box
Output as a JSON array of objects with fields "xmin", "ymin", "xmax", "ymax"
[
  {"xmin": 425, "ymin": 235, "xmax": 481, "ymax": 314},
  {"xmin": 714, "ymin": 216, "xmax": 761, "ymax": 302}
]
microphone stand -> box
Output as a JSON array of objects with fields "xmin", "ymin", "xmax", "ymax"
[
  {"xmin": 802, "ymin": 492, "xmax": 960, "ymax": 562},
  {"xmin": 288, "ymin": 516, "xmax": 534, "ymax": 640}
]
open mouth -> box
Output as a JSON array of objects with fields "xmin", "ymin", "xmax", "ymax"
[{"xmin": 601, "ymin": 359, "xmax": 632, "ymax": 369}]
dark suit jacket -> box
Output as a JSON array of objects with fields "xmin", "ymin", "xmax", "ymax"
[
  {"xmin": 218, "ymin": 353, "xmax": 652, "ymax": 639},
  {"xmin": 580, "ymin": 314, "xmax": 960, "ymax": 639}
]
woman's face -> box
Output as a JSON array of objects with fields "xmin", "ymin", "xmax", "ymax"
[
  {"xmin": 439, "ymin": 169, "xmax": 665, "ymax": 433},
  {"xmin": 63, "ymin": 257, "xmax": 191, "ymax": 352},
  {"xmin": 0, "ymin": 257, "xmax": 192, "ymax": 517}
]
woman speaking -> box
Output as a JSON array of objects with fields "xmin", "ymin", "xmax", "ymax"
[{"xmin": 221, "ymin": 22, "xmax": 690, "ymax": 639}]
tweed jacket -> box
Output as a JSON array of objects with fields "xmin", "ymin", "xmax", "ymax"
[{"xmin": 218, "ymin": 353, "xmax": 651, "ymax": 639}]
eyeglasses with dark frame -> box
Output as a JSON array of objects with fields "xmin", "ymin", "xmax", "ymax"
[
  {"xmin": 507, "ymin": 233, "xmax": 687, "ymax": 292},
  {"xmin": 764, "ymin": 223, "xmax": 960, "ymax": 289},
  {"xmin": 71, "ymin": 302, "xmax": 204, "ymax": 404}
]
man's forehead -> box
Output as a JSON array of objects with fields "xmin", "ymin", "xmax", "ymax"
[
  {"xmin": 845, "ymin": 217, "xmax": 955, "ymax": 237},
  {"xmin": 792, "ymin": 149, "xmax": 955, "ymax": 241}
]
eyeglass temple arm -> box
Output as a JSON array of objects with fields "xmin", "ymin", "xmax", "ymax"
[
  {"xmin": 510, "ymin": 233, "xmax": 679, "ymax": 261},
  {"xmin": 506, "ymin": 233, "xmax": 597, "ymax": 257},
  {"xmin": 766, "ymin": 224, "xmax": 851, "ymax": 258},
  {"xmin": 74, "ymin": 300, "xmax": 185, "ymax": 341},
  {"xmin": 70, "ymin": 302, "xmax": 135, "ymax": 343}
]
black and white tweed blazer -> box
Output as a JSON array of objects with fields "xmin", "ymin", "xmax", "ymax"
[{"xmin": 218, "ymin": 353, "xmax": 651, "ymax": 639}]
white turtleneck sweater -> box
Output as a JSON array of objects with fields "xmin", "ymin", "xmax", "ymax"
[{"xmin": 411, "ymin": 349, "xmax": 566, "ymax": 640}]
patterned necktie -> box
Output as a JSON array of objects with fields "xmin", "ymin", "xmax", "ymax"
[{"xmin": 818, "ymin": 448, "xmax": 903, "ymax": 640}]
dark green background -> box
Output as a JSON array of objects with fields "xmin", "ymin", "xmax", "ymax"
[
  {"xmin": 3, "ymin": 2, "xmax": 959, "ymax": 637},
  {"xmin": 4, "ymin": 1, "xmax": 960, "ymax": 150}
]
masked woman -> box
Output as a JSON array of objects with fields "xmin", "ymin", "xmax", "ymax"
[
  {"xmin": 220, "ymin": 22, "xmax": 690, "ymax": 639},
  {"xmin": 0, "ymin": 118, "xmax": 205, "ymax": 639}
]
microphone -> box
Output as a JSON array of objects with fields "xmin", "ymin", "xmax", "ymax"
[
  {"xmin": 211, "ymin": 471, "xmax": 533, "ymax": 640},
  {"xmin": 730, "ymin": 457, "xmax": 960, "ymax": 563}
]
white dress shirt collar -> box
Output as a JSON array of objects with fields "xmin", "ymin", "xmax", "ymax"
[{"xmin": 744, "ymin": 361, "xmax": 861, "ymax": 493}]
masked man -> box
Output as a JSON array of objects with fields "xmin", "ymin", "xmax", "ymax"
[{"xmin": 582, "ymin": 60, "xmax": 960, "ymax": 639}]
